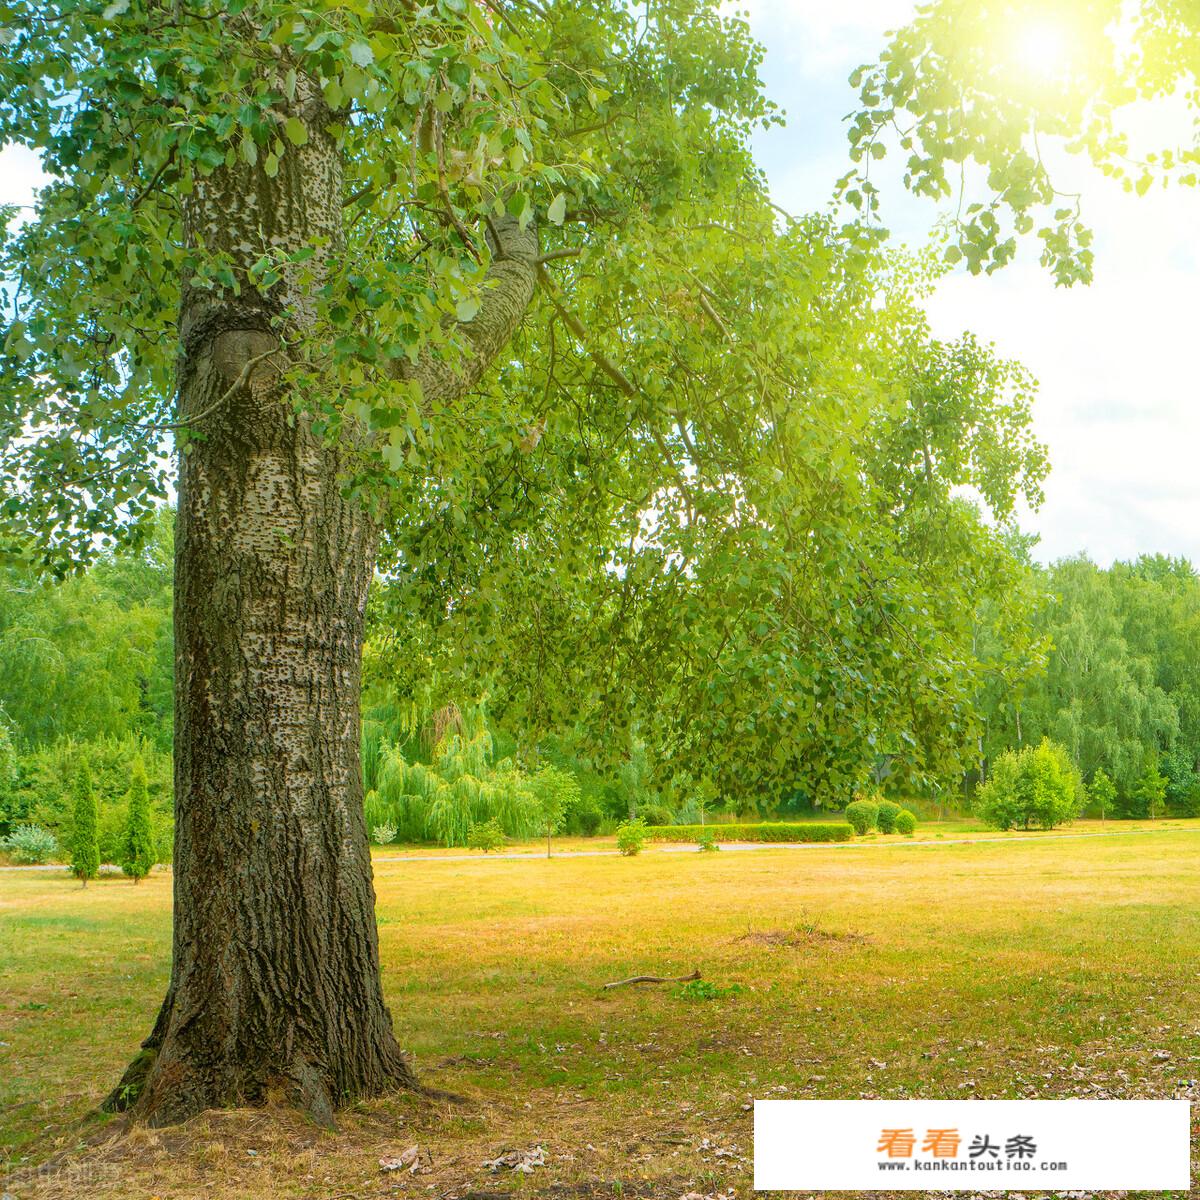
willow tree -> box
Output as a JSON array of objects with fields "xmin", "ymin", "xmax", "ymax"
[{"xmin": 0, "ymin": 0, "xmax": 772, "ymax": 1125}]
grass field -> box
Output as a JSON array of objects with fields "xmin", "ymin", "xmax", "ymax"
[{"xmin": 2, "ymin": 823, "xmax": 1198, "ymax": 1198}]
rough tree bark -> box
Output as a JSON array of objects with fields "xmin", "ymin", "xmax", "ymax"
[{"xmin": 104, "ymin": 65, "xmax": 537, "ymax": 1128}]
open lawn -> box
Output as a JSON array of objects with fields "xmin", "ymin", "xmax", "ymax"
[{"xmin": 2, "ymin": 824, "xmax": 1198, "ymax": 1198}]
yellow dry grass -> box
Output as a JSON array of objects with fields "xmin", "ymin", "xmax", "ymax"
[{"xmin": 2, "ymin": 823, "xmax": 1198, "ymax": 1198}]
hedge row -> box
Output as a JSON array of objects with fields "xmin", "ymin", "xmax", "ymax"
[{"xmin": 645, "ymin": 822, "xmax": 854, "ymax": 844}]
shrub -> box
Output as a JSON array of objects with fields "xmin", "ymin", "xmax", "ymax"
[
  {"xmin": 69, "ymin": 762, "xmax": 100, "ymax": 885},
  {"xmin": 894, "ymin": 809, "xmax": 917, "ymax": 836},
  {"xmin": 1177, "ymin": 783, "xmax": 1200, "ymax": 819},
  {"xmin": 696, "ymin": 828, "xmax": 720, "ymax": 852},
  {"xmin": 616, "ymin": 817, "xmax": 647, "ymax": 856},
  {"xmin": 1161, "ymin": 748, "xmax": 1197, "ymax": 813},
  {"xmin": 975, "ymin": 739, "xmax": 1083, "ymax": 831},
  {"xmin": 15, "ymin": 734, "xmax": 173, "ymax": 864},
  {"xmin": 637, "ymin": 802, "xmax": 673, "ymax": 827},
  {"xmin": 876, "ymin": 799, "xmax": 902, "ymax": 833},
  {"xmin": 120, "ymin": 758, "xmax": 156, "ymax": 882},
  {"xmin": 844, "ymin": 799, "xmax": 879, "ymax": 835},
  {"xmin": 0, "ymin": 723, "xmax": 18, "ymax": 835},
  {"xmin": 645, "ymin": 822, "xmax": 853, "ymax": 844},
  {"xmin": 371, "ymin": 822, "xmax": 398, "ymax": 845},
  {"xmin": 1, "ymin": 823, "xmax": 58, "ymax": 864},
  {"xmin": 467, "ymin": 819, "xmax": 505, "ymax": 853},
  {"xmin": 567, "ymin": 799, "xmax": 603, "ymax": 836}
]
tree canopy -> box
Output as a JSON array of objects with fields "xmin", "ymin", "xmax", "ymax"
[
  {"xmin": 0, "ymin": 0, "xmax": 775, "ymax": 569},
  {"xmin": 1, "ymin": 0, "xmax": 1056, "ymax": 809}
]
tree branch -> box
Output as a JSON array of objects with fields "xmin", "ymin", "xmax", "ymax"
[
  {"xmin": 536, "ymin": 264, "xmax": 697, "ymax": 514},
  {"xmin": 390, "ymin": 214, "xmax": 538, "ymax": 408}
]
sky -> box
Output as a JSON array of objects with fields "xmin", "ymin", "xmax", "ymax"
[
  {"xmin": 1, "ymin": 2, "xmax": 1196, "ymax": 567},
  {"xmin": 743, "ymin": 0, "xmax": 1200, "ymax": 567}
]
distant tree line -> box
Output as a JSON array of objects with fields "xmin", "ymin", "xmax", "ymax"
[
  {"xmin": 4, "ymin": 510, "xmax": 1199, "ymax": 845},
  {"xmin": 977, "ymin": 554, "xmax": 1200, "ymax": 818}
]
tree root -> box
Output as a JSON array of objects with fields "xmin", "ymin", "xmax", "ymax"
[{"xmin": 101, "ymin": 1048, "xmax": 158, "ymax": 1113}]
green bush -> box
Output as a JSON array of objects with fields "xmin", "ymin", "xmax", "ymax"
[
  {"xmin": 0, "ymin": 724, "xmax": 18, "ymax": 835},
  {"xmin": 1177, "ymin": 783, "xmax": 1200, "ymax": 819},
  {"xmin": 1161, "ymin": 748, "xmax": 1197, "ymax": 813},
  {"xmin": 876, "ymin": 799, "xmax": 902, "ymax": 833},
  {"xmin": 1, "ymin": 823, "xmax": 58, "ymax": 864},
  {"xmin": 69, "ymin": 763, "xmax": 100, "ymax": 885},
  {"xmin": 14, "ymin": 734, "xmax": 173, "ymax": 864},
  {"xmin": 844, "ymin": 799, "xmax": 879, "ymax": 835},
  {"xmin": 120, "ymin": 758, "xmax": 156, "ymax": 882},
  {"xmin": 645, "ymin": 822, "xmax": 853, "ymax": 844},
  {"xmin": 616, "ymin": 817, "xmax": 647, "ymax": 856},
  {"xmin": 567, "ymin": 799, "xmax": 603, "ymax": 836},
  {"xmin": 636, "ymin": 802, "xmax": 674, "ymax": 827},
  {"xmin": 1132, "ymin": 756, "xmax": 1168, "ymax": 819},
  {"xmin": 696, "ymin": 828, "xmax": 720, "ymax": 852},
  {"xmin": 975, "ymin": 739, "xmax": 1084, "ymax": 831},
  {"xmin": 894, "ymin": 809, "xmax": 917, "ymax": 836},
  {"xmin": 467, "ymin": 818, "xmax": 505, "ymax": 853}
]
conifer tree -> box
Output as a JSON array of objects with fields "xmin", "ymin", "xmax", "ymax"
[
  {"xmin": 70, "ymin": 763, "xmax": 100, "ymax": 887},
  {"xmin": 121, "ymin": 758, "xmax": 156, "ymax": 884}
]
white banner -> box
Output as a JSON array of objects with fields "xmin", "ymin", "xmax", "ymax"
[{"xmin": 754, "ymin": 1099, "xmax": 1191, "ymax": 1191}]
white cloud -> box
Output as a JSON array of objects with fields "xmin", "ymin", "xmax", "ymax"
[
  {"xmin": 923, "ymin": 165, "xmax": 1200, "ymax": 566},
  {"xmin": 734, "ymin": 0, "xmax": 915, "ymax": 72}
]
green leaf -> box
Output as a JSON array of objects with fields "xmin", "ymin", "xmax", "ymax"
[
  {"xmin": 284, "ymin": 117, "xmax": 308, "ymax": 146},
  {"xmin": 547, "ymin": 193, "xmax": 567, "ymax": 225},
  {"xmin": 456, "ymin": 296, "xmax": 480, "ymax": 322}
]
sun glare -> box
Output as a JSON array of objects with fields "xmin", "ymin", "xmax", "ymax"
[{"xmin": 1013, "ymin": 21, "xmax": 1071, "ymax": 80}]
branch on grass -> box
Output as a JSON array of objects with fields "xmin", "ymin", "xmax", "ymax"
[{"xmin": 602, "ymin": 969, "xmax": 701, "ymax": 990}]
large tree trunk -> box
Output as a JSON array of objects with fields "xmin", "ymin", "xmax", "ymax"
[
  {"xmin": 104, "ymin": 74, "xmax": 413, "ymax": 1128},
  {"xmin": 104, "ymin": 54, "xmax": 537, "ymax": 1127},
  {"xmin": 125, "ymin": 354, "xmax": 410, "ymax": 1128}
]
